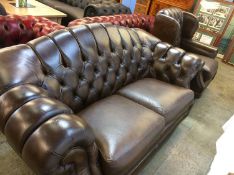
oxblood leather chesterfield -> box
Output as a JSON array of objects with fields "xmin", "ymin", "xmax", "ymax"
[
  {"xmin": 0, "ymin": 15, "xmax": 65, "ymax": 48},
  {"xmin": 0, "ymin": 24, "xmax": 204, "ymax": 175},
  {"xmin": 68, "ymin": 14, "xmax": 155, "ymax": 34}
]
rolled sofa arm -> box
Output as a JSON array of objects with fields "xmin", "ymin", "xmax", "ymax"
[
  {"xmin": 151, "ymin": 44, "xmax": 205, "ymax": 89},
  {"xmin": 132, "ymin": 28, "xmax": 205, "ymax": 90},
  {"xmin": 84, "ymin": 3, "xmax": 131, "ymax": 17},
  {"xmin": 181, "ymin": 39, "xmax": 218, "ymax": 59},
  {"xmin": 0, "ymin": 84, "xmax": 101, "ymax": 175}
]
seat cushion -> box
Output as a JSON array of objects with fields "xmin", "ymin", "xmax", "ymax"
[
  {"xmin": 118, "ymin": 78, "xmax": 194, "ymax": 124},
  {"xmin": 196, "ymin": 54, "xmax": 218, "ymax": 82},
  {"xmin": 78, "ymin": 95, "xmax": 165, "ymax": 175}
]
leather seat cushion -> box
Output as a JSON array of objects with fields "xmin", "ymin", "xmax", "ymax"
[
  {"xmin": 78, "ymin": 95, "xmax": 165, "ymax": 175},
  {"xmin": 195, "ymin": 54, "xmax": 218, "ymax": 82},
  {"xmin": 118, "ymin": 78, "xmax": 194, "ymax": 124}
]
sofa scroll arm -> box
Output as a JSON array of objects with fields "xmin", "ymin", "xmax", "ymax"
[
  {"xmin": 151, "ymin": 46, "xmax": 205, "ymax": 89},
  {"xmin": 190, "ymin": 71, "xmax": 206, "ymax": 97},
  {"xmin": 0, "ymin": 84, "xmax": 101, "ymax": 175},
  {"xmin": 22, "ymin": 113, "xmax": 101, "ymax": 175}
]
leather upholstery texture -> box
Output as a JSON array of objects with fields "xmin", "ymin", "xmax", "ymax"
[
  {"xmin": 38, "ymin": 0, "xmax": 131, "ymax": 24},
  {"xmin": 69, "ymin": 14, "xmax": 155, "ymax": 34},
  {"xmin": 79, "ymin": 95, "xmax": 165, "ymax": 175},
  {"xmin": 118, "ymin": 78, "xmax": 194, "ymax": 124},
  {"xmin": 154, "ymin": 8, "xmax": 218, "ymax": 96},
  {"xmin": 0, "ymin": 15, "xmax": 64, "ymax": 48},
  {"xmin": 154, "ymin": 8, "xmax": 183, "ymax": 46},
  {"xmin": 84, "ymin": 3, "xmax": 131, "ymax": 17},
  {"xmin": 0, "ymin": 24, "xmax": 204, "ymax": 175}
]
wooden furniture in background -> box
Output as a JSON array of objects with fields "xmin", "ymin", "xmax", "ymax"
[
  {"xmin": 148, "ymin": 0, "xmax": 194, "ymax": 16},
  {"xmin": 1, "ymin": 0, "xmax": 66, "ymax": 24},
  {"xmin": 223, "ymin": 35, "xmax": 234, "ymax": 66},
  {"xmin": 134, "ymin": 0, "xmax": 152, "ymax": 14},
  {"xmin": 193, "ymin": 0, "xmax": 234, "ymax": 46}
]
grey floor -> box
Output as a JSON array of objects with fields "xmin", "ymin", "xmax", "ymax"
[{"xmin": 0, "ymin": 60, "xmax": 234, "ymax": 175}]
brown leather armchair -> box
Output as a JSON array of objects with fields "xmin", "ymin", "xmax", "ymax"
[
  {"xmin": 0, "ymin": 24, "xmax": 204, "ymax": 175},
  {"xmin": 154, "ymin": 8, "xmax": 218, "ymax": 96}
]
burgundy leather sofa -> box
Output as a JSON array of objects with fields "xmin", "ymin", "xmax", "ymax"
[
  {"xmin": 68, "ymin": 14, "xmax": 155, "ymax": 34},
  {"xmin": 154, "ymin": 8, "xmax": 218, "ymax": 95},
  {"xmin": 0, "ymin": 24, "xmax": 204, "ymax": 175},
  {"xmin": 0, "ymin": 15, "xmax": 65, "ymax": 48}
]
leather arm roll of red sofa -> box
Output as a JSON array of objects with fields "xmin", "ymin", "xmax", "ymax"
[
  {"xmin": 68, "ymin": 14, "xmax": 155, "ymax": 34},
  {"xmin": 0, "ymin": 15, "xmax": 65, "ymax": 48}
]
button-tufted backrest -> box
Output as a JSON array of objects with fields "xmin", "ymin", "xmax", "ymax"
[
  {"xmin": 0, "ymin": 15, "xmax": 64, "ymax": 48},
  {"xmin": 66, "ymin": 0, "xmax": 115, "ymax": 9},
  {"xmin": 68, "ymin": 14, "xmax": 155, "ymax": 34},
  {"xmin": 158, "ymin": 8, "xmax": 183, "ymax": 27},
  {"xmin": 154, "ymin": 8, "xmax": 199, "ymax": 46},
  {"xmin": 27, "ymin": 23, "xmax": 153, "ymax": 111},
  {"xmin": 84, "ymin": 3, "xmax": 131, "ymax": 17},
  {"xmin": 0, "ymin": 24, "xmax": 203, "ymax": 113}
]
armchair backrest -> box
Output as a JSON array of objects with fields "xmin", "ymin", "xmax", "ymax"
[{"xmin": 154, "ymin": 8, "xmax": 199, "ymax": 46}]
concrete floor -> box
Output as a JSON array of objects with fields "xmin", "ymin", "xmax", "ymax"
[{"xmin": 0, "ymin": 60, "xmax": 233, "ymax": 175}]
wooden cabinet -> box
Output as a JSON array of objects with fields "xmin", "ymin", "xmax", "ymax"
[
  {"xmin": 134, "ymin": 0, "xmax": 195, "ymax": 15},
  {"xmin": 134, "ymin": 0, "xmax": 151, "ymax": 14},
  {"xmin": 149, "ymin": 0, "xmax": 194, "ymax": 16},
  {"xmin": 223, "ymin": 35, "xmax": 234, "ymax": 66}
]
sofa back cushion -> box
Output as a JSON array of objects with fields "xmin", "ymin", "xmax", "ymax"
[
  {"xmin": 30, "ymin": 24, "xmax": 158, "ymax": 111},
  {"xmin": 66, "ymin": 0, "xmax": 89, "ymax": 9},
  {"xmin": 0, "ymin": 23, "xmax": 203, "ymax": 113},
  {"xmin": 68, "ymin": 14, "xmax": 154, "ymax": 33},
  {"xmin": 155, "ymin": 8, "xmax": 183, "ymax": 46}
]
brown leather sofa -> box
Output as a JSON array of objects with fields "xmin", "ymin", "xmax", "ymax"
[
  {"xmin": 68, "ymin": 14, "xmax": 155, "ymax": 34},
  {"xmin": 154, "ymin": 8, "xmax": 218, "ymax": 95},
  {"xmin": 0, "ymin": 23, "xmax": 204, "ymax": 175}
]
